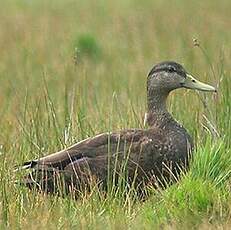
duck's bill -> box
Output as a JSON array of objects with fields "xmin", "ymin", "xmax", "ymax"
[{"xmin": 183, "ymin": 74, "xmax": 216, "ymax": 92}]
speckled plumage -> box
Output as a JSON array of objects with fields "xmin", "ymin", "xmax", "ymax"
[{"xmin": 19, "ymin": 61, "xmax": 215, "ymax": 195}]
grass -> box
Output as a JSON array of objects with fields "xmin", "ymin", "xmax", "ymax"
[{"xmin": 0, "ymin": 0, "xmax": 231, "ymax": 228}]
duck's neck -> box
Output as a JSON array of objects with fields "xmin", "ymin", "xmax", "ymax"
[{"xmin": 146, "ymin": 90, "xmax": 174, "ymax": 127}]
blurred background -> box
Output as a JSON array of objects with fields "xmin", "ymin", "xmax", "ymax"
[
  {"xmin": 0, "ymin": 0, "xmax": 230, "ymax": 228},
  {"xmin": 0, "ymin": 0, "xmax": 230, "ymax": 155}
]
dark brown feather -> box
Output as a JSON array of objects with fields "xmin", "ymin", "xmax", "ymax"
[{"xmin": 21, "ymin": 125, "xmax": 193, "ymax": 194}]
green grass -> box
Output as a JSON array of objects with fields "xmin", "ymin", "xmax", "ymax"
[{"xmin": 0, "ymin": 0, "xmax": 231, "ymax": 228}]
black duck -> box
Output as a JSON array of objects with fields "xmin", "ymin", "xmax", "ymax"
[{"xmin": 19, "ymin": 61, "xmax": 216, "ymax": 195}]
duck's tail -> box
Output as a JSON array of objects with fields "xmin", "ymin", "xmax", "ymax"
[
  {"xmin": 15, "ymin": 160, "xmax": 71, "ymax": 194},
  {"xmin": 14, "ymin": 160, "xmax": 38, "ymax": 172}
]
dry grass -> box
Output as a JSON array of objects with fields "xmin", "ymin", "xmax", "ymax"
[{"xmin": 0, "ymin": 0, "xmax": 230, "ymax": 228}]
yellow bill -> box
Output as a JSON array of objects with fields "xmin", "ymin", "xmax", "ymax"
[{"xmin": 183, "ymin": 74, "xmax": 216, "ymax": 92}]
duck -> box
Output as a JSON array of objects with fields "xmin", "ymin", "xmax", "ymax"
[{"xmin": 19, "ymin": 61, "xmax": 216, "ymax": 195}]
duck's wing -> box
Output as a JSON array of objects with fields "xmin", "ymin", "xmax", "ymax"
[{"xmin": 20, "ymin": 128, "xmax": 162, "ymax": 171}]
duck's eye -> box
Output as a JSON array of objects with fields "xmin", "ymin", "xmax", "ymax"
[{"xmin": 168, "ymin": 67, "xmax": 176, "ymax": 73}]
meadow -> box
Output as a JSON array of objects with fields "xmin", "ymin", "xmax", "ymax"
[{"xmin": 0, "ymin": 0, "xmax": 230, "ymax": 228}]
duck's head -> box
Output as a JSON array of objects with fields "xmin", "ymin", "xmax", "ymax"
[{"xmin": 147, "ymin": 61, "xmax": 216, "ymax": 93}]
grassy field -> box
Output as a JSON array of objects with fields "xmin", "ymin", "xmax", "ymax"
[{"xmin": 0, "ymin": 0, "xmax": 230, "ymax": 228}]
